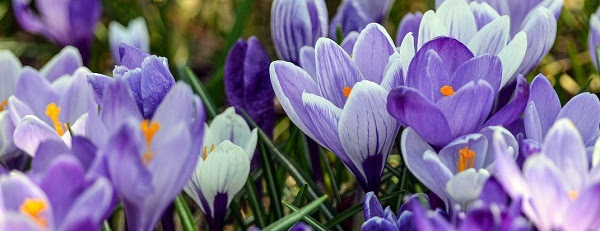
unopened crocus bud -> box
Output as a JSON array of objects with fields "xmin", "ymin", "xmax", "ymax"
[{"xmin": 109, "ymin": 18, "xmax": 150, "ymax": 65}]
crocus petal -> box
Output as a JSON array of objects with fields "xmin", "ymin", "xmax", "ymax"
[
  {"xmin": 30, "ymin": 140, "xmax": 70, "ymax": 174},
  {"xmin": 556, "ymin": 93, "xmax": 600, "ymax": 146},
  {"xmin": 328, "ymin": 0, "xmax": 371, "ymax": 39},
  {"xmin": 338, "ymin": 81, "xmax": 398, "ymax": 191},
  {"xmin": 57, "ymin": 69, "xmax": 97, "ymax": 123},
  {"xmin": 588, "ymin": 9, "xmax": 600, "ymax": 70},
  {"xmin": 398, "ymin": 33, "xmax": 415, "ymax": 80},
  {"xmin": 15, "ymin": 68, "xmax": 58, "ymax": 123},
  {"xmin": 152, "ymin": 82, "xmax": 195, "ymax": 129},
  {"xmin": 352, "ymin": 23, "xmax": 396, "ymax": 84},
  {"xmin": 484, "ymin": 75, "xmax": 529, "ymax": 127},
  {"xmin": 11, "ymin": 0, "xmax": 52, "ymax": 40},
  {"xmin": 498, "ymin": 32, "xmax": 527, "ymax": 87},
  {"xmin": 411, "ymin": 37, "xmax": 475, "ymax": 88},
  {"xmin": 60, "ymin": 177, "xmax": 113, "ymax": 231},
  {"xmin": 406, "ymin": 50, "xmax": 447, "ymax": 102},
  {"xmin": 446, "ymin": 168, "xmax": 490, "ymax": 208},
  {"xmin": 363, "ymin": 192, "xmax": 385, "ymax": 220},
  {"xmin": 299, "ymin": 46, "xmax": 317, "ymax": 80},
  {"xmin": 479, "ymin": 126, "xmax": 518, "ymax": 168},
  {"xmin": 118, "ymin": 43, "xmax": 150, "ymax": 69},
  {"xmin": 315, "ymin": 38, "xmax": 364, "ymax": 108},
  {"xmin": 224, "ymin": 39, "xmax": 249, "ymax": 110},
  {"xmin": 492, "ymin": 129, "xmax": 529, "ymax": 200},
  {"xmin": 522, "ymin": 155, "xmax": 569, "ymax": 230},
  {"xmin": 0, "ymin": 172, "xmax": 54, "ymax": 229},
  {"xmin": 0, "ymin": 50, "xmax": 22, "ymax": 100},
  {"xmin": 449, "ymin": 54, "xmax": 502, "ymax": 93},
  {"xmin": 563, "ymin": 182, "xmax": 600, "ymax": 230},
  {"xmin": 380, "ymin": 58, "xmax": 404, "ymax": 91},
  {"xmin": 0, "ymin": 213, "xmax": 44, "ymax": 231},
  {"xmin": 7, "ymin": 96, "xmax": 33, "ymax": 126},
  {"xmin": 469, "ymin": 2, "xmax": 500, "ymax": 30},
  {"xmin": 467, "ymin": 16, "xmax": 509, "ymax": 56},
  {"xmin": 417, "ymin": 10, "xmax": 448, "ymax": 49},
  {"xmin": 39, "ymin": 47, "xmax": 83, "ymax": 82},
  {"xmin": 340, "ymin": 31, "xmax": 359, "ymax": 54},
  {"xmin": 269, "ymin": 61, "xmax": 320, "ymax": 138},
  {"xmin": 396, "ymin": 12, "xmax": 423, "ymax": 47},
  {"xmin": 199, "ymin": 141, "xmax": 249, "ymax": 220},
  {"xmin": 140, "ymin": 56, "xmax": 176, "ymax": 118},
  {"xmin": 542, "ymin": 119, "xmax": 588, "ymax": 189},
  {"xmin": 109, "ymin": 18, "xmax": 150, "ymax": 64},
  {"xmin": 387, "ymin": 86, "xmax": 453, "ymax": 147},
  {"xmin": 516, "ymin": 7, "xmax": 556, "ymax": 77},
  {"xmin": 13, "ymin": 115, "xmax": 62, "ymax": 156},
  {"xmin": 437, "ymin": 80, "xmax": 495, "ymax": 137},
  {"xmin": 436, "ymin": 0, "xmax": 477, "ymax": 44},
  {"xmin": 361, "ymin": 217, "xmax": 398, "ymax": 231},
  {"xmin": 205, "ymin": 107, "xmax": 257, "ymax": 160},
  {"xmin": 423, "ymin": 151, "xmax": 454, "ymax": 207},
  {"xmin": 525, "ymin": 75, "xmax": 561, "ymax": 141},
  {"xmin": 86, "ymin": 73, "xmax": 113, "ymax": 106},
  {"xmin": 100, "ymin": 79, "xmax": 143, "ymax": 133}
]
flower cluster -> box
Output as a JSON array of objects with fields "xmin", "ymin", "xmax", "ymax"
[{"xmin": 4, "ymin": 0, "xmax": 600, "ymax": 230}]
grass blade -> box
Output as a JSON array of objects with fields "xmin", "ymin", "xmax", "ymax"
[
  {"xmin": 229, "ymin": 196, "xmax": 248, "ymax": 230},
  {"xmin": 245, "ymin": 179, "xmax": 266, "ymax": 228},
  {"xmin": 184, "ymin": 67, "xmax": 218, "ymax": 119},
  {"xmin": 101, "ymin": 221, "xmax": 112, "ymax": 231},
  {"xmin": 320, "ymin": 149, "xmax": 341, "ymax": 205},
  {"xmin": 263, "ymin": 196, "xmax": 328, "ymax": 231},
  {"xmin": 282, "ymin": 201, "xmax": 330, "ymax": 231},
  {"xmin": 293, "ymin": 184, "xmax": 309, "ymax": 207},
  {"xmin": 174, "ymin": 194, "xmax": 199, "ymax": 231},
  {"xmin": 324, "ymin": 191, "xmax": 404, "ymax": 229},
  {"xmin": 259, "ymin": 139, "xmax": 284, "ymax": 219}
]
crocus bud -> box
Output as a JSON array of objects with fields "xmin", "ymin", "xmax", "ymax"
[
  {"xmin": 589, "ymin": 7, "xmax": 600, "ymax": 70},
  {"xmin": 271, "ymin": 0, "xmax": 328, "ymax": 63},
  {"xmin": 224, "ymin": 37, "xmax": 274, "ymax": 137},
  {"xmin": 329, "ymin": 0, "xmax": 394, "ymax": 38},
  {"xmin": 12, "ymin": 0, "xmax": 102, "ymax": 63},
  {"xmin": 108, "ymin": 18, "xmax": 150, "ymax": 65}
]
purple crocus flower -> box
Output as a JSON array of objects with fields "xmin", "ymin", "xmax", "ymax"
[
  {"xmin": 90, "ymin": 79, "xmax": 203, "ymax": 231},
  {"xmin": 329, "ymin": 0, "xmax": 394, "ymax": 38},
  {"xmin": 362, "ymin": 192, "xmax": 444, "ymax": 231},
  {"xmin": 9, "ymin": 54, "xmax": 96, "ymax": 156},
  {"xmin": 396, "ymin": 12, "xmax": 423, "ymax": 48},
  {"xmin": 225, "ymin": 36, "xmax": 274, "ymax": 137},
  {"xmin": 12, "ymin": 0, "xmax": 102, "ymax": 62},
  {"xmin": 387, "ymin": 37, "xmax": 529, "ymax": 148},
  {"xmin": 523, "ymin": 75, "xmax": 600, "ymax": 158},
  {"xmin": 298, "ymin": 31, "xmax": 359, "ymax": 79},
  {"xmin": 271, "ymin": 0, "xmax": 328, "ymax": 64},
  {"xmin": 494, "ymin": 119, "xmax": 600, "ymax": 230},
  {"xmin": 0, "ymin": 167, "xmax": 113, "ymax": 231},
  {"xmin": 109, "ymin": 18, "xmax": 150, "ymax": 65},
  {"xmin": 590, "ymin": 6, "xmax": 600, "ymax": 70},
  {"xmin": 401, "ymin": 126, "xmax": 519, "ymax": 210},
  {"xmin": 0, "ymin": 51, "xmax": 24, "ymax": 157},
  {"xmin": 184, "ymin": 140, "xmax": 250, "ymax": 230},
  {"xmin": 418, "ymin": 0, "xmax": 556, "ymax": 86},
  {"xmin": 270, "ymin": 23, "xmax": 402, "ymax": 192},
  {"xmin": 87, "ymin": 43, "xmax": 175, "ymax": 119}
]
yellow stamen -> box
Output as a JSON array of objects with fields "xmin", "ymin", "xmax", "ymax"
[
  {"xmin": 203, "ymin": 144, "xmax": 215, "ymax": 160},
  {"xmin": 343, "ymin": 86, "xmax": 352, "ymax": 99},
  {"xmin": 45, "ymin": 103, "xmax": 65, "ymax": 136},
  {"xmin": 457, "ymin": 146, "xmax": 476, "ymax": 172},
  {"xmin": 0, "ymin": 99, "xmax": 7, "ymax": 112},
  {"xmin": 20, "ymin": 198, "xmax": 48, "ymax": 228},
  {"xmin": 140, "ymin": 120, "xmax": 160, "ymax": 165},
  {"xmin": 440, "ymin": 85, "xmax": 455, "ymax": 96},
  {"xmin": 569, "ymin": 190, "xmax": 579, "ymax": 200}
]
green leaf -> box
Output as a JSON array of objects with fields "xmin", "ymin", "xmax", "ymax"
[
  {"xmin": 258, "ymin": 139, "xmax": 284, "ymax": 219},
  {"xmin": 174, "ymin": 194, "xmax": 199, "ymax": 231},
  {"xmin": 282, "ymin": 201, "xmax": 330, "ymax": 231},
  {"xmin": 293, "ymin": 184, "xmax": 309, "ymax": 207},
  {"xmin": 101, "ymin": 221, "xmax": 112, "ymax": 231},
  {"xmin": 183, "ymin": 66, "xmax": 218, "ymax": 119},
  {"xmin": 229, "ymin": 196, "xmax": 248, "ymax": 230},
  {"xmin": 324, "ymin": 191, "xmax": 405, "ymax": 228},
  {"xmin": 263, "ymin": 195, "xmax": 328, "ymax": 231},
  {"xmin": 245, "ymin": 179, "xmax": 266, "ymax": 228},
  {"xmin": 320, "ymin": 149, "xmax": 341, "ymax": 205}
]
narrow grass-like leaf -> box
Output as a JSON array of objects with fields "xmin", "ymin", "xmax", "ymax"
[
  {"xmin": 259, "ymin": 139, "xmax": 284, "ymax": 219},
  {"xmin": 102, "ymin": 221, "xmax": 112, "ymax": 231},
  {"xmin": 240, "ymin": 110, "xmax": 337, "ymax": 221},
  {"xmin": 293, "ymin": 184, "xmax": 309, "ymax": 207},
  {"xmin": 320, "ymin": 149, "xmax": 341, "ymax": 205},
  {"xmin": 174, "ymin": 194, "xmax": 199, "ymax": 231},
  {"xmin": 229, "ymin": 196, "xmax": 248, "ymax": 230},
  {"xmin": 245, "ymin": 179, "xmax": 266, "ymax": 228},
  {"xmin": 263, "ymin": 195, "xmax": 328, "ymax": 231},
  {"xmin": 324, "ymin": 191, "xmax": 404, "ymax": 228},
  {"xmin": 282, "ymin": 201, "xmax": 330, "ymax": 231},
  {"xmin": 184, "ymin": 67, "xmax": 218, "ymax": 119}
]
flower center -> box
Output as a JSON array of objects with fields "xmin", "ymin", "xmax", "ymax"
[
  {"xmin": 458, "ymin": 146, "xmax": 476, "ymax": 172},
  {"xmin": 140, "ymin": 120, "xmax": 160, "ymax": 166},
  {"xmin": 203, "ymin": 144, "xmax": 215, "ymax": 160},
  {"xmin": 45, "ymin": 103, "xmax": 67, "ymax": 136},
  {"xmin": 569, "ymin": 190, "xmax": 579, "ymax": 201},
  {"xmin": 0, "ymin": 99, "xmax": 7, "ymax": 112},
  {"xmin": 343, "ymin": 86, "xmax": 352, "ymax": 98},
  {"xmin": 20, "ymin": 198, "xmax": 48, "ymax": 228},
  {"xmin": 440, "ymin": 85, "xmax": 455, "ymax": 96}
]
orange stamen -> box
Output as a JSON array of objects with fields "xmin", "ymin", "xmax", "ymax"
[
  {"xmin": 140, "ymin": 120, "xmax": 160, "ymax": 165},
  {"xmin": 343, "ymin": 86, "xmax": 352, "ymax": 98},
  {"xmin": 569, "ymin": 190, "xmax": 579, "ymax": 201},
  {"xmin": 0, "ymin": 99, "xmax": 7, "ymax": 112},
  {"xmin": 20, "ymin": 198, "xmax": 48, "ymax": 228},
  {"xmin": 45, "ymin": 103, "xmax": 65, "ymax": 136},
  {"xmin": 203, "ymin": 144, "xmax": 215, "ymax": 160},
  {"xmin": 440, "ymin": 85, "xmax": 455, "ymax": 96},
  {"xmin": 457, "ymin": 146, "xmax": 476, "ymax": 172}
]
